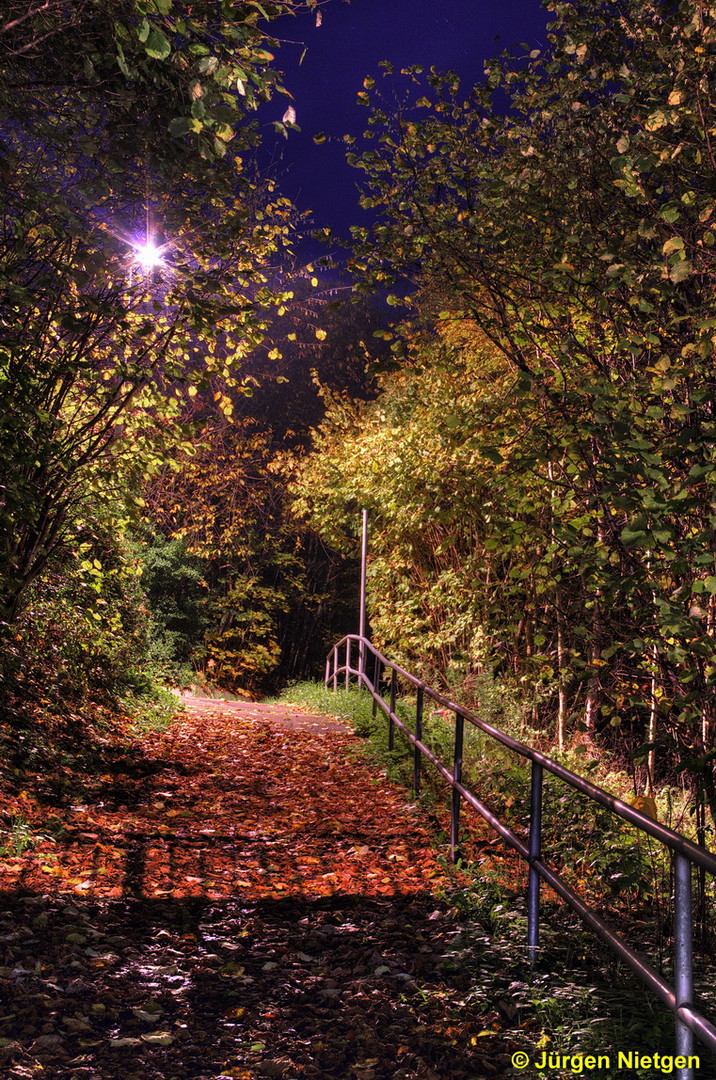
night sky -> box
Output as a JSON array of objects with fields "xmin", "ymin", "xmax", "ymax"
[{"xmin": 259, "ymin": 0, "xmax": 549, "ymax": 251}]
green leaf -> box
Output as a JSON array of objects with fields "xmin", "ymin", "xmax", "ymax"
[
  {"xmin": 621, "ymin": 527, "xmax": 648, "ymax": 546},
  {"xmin": 662, "ymin": 237, "xmax": 684, "ymax": 255},
  {"xmin": 144, "ymin": 27, "xmax": 171, "ymax": 59},
  {"xmin": 669, "ymin": 259, "xmax": 693, "ymax": 284}
]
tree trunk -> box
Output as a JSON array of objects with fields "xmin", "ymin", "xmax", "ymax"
[
  {"xmin": 647, "ymin": 642, "xmax": 658, "ymax": 797},
  {"xmin": 585, "ymin": 594, "xmax": 601, "ymax": 735},
  {"xmin": 548, "ymin": 461, "xmax": 567, "ymax": 750},
  {"xmin": 557, "ymin": 617, "xmax": 567, "ymax": 751}
]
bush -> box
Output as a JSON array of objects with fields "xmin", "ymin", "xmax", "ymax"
[
  {"xmin": 136, "ymin": 533, "xmax": 213, "ymax": 670},
  {"xmin": 0, "ymin": 521, "xmax": 193, "ymax": 720}
]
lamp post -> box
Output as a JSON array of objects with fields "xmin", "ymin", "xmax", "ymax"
[{"xmin": 358, "ymin": 508, "xmax": 368, "ymax": 683}]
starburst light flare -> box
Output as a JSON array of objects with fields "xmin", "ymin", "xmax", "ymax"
[{"xmin": 134, "ymin": 237, "xmax": 164, "ymax": 271}]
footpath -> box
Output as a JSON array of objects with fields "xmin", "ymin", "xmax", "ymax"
[{"xmin": 0, "ymin": 697, "xmax": 516, "ymax": 1080}]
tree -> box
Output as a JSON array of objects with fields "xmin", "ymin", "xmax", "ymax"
[
  {"xmin": 139, "ymin": 268, "xmax": 384, "ymax": 692},
  {"xmin": 317, "ymin": 0, "xmax": 716, "ymax": 809},
  {"xmin": 146, "ymin": 411, "xmax": 356, "ymax": 693},
  {"xmin": 0, "ymin": 0, "xmax": 318, "ymax": 625},
  {"xmin": 292, "ymin": 320, "xmax": 563, "ymax": 701}
]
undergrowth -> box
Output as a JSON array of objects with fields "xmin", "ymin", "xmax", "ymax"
[
  {"xmin": 0, "ymin": 813, "xmax": 35, "ymax": 856},
  {"xmin": 276, "ymin": 680, "xmax": 716, "ymax": 1076},
  {"xmin": 120, "ymin": 683, "xmax": 183, "ymax": 735}
]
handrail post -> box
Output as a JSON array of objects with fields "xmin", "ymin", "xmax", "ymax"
[
  {"xmin": 528, "ymin": 761, "xmax": 543, "ymax": 963},
  {"xmin": 389, "ymin": 668, "xmax": 397, "ymax": 751},
  {"xmin": 372, "ymin": 653, "xmax": 381, "ymax": 718},
  {"xmin": 325, "ymin": 655, "xmax": 330, "ymax": 690},
  {"xmin": 414, "ymin": 686, "xmax": 424, "ymax": 793},
  {"xmin": 332, "ymin": 645, "xmax": 338, "ymax": 691},
  {"xmin": 450, "ymin": 711, "xmax": 464, "ymax": 863},
  {"xmin": 674, "ymin": 853, "xmax": 695, "ymax": 1079},
  {"xmin": 345, "ymin": 638, "xmax": 351, "ymax": 691}
]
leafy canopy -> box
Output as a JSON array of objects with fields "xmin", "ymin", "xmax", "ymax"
[
  {"xmin": 0, "ymin": 0, "xmax": 318, "ymax": 622},
  {"xmin": 294, "ymin": 0, "xmax": 716, "ymax": 806}
]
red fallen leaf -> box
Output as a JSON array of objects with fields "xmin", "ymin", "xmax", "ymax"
[{"xmin": 0, "ymin": 701, "xmax": 465, "ymax": 906}]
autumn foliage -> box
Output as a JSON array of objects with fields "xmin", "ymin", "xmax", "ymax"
[
  {"xmin": 294, "ymin": 0, "xmax": 716, "ymax": 825},
  {"xmin": 0, "ymin": 700, "xmax": 517, "ymax": 1079}
]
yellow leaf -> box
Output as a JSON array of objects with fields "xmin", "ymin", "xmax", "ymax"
[
  {"xmin": 645, "ymin": 109, "xmax": 667, "ymax": 131},
  {"xmin": 315, "ymin": 329, "xmax": 327, "ymax": 340},
  {"xmin": 629, "ymin": 795, "xmax": 658, "ymax": 821}
]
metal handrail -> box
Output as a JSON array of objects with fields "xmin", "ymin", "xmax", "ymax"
[{"xmin": 326, "ymin": 633, "xmax": 716, "ymax": 1077}]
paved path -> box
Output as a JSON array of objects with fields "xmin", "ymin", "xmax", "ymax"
[
  {"xmin": 182, "ymin": 694, "xmax": 352, "ymax": 733},
  {"xmin": 0, "ymin": 698, "xmax": 516, "ymax": 1079}
]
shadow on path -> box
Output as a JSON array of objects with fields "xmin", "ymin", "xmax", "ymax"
[
  {"xmin": 0, "ymin": 699, "xmax": 517, "ymax": 1078},
  {"xmin": 0, "ymin": 889, "xmax": 515, "ymax": 1079}
]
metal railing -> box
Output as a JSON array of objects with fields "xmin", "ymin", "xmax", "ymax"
[{"xmin": 326, "ymin": 634, "xmax": 716, "ymax": 1078}]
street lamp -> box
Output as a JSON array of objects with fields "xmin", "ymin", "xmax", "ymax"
[{"xmin": 133, "ymin": 237, "xmax": 165, "ymax": 271}]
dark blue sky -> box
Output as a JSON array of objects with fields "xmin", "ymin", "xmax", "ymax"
[{"xmin": 260, "ymin": 0, "xmax": 549, "ymax": 247}]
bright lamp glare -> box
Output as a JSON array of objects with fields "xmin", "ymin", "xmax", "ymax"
[{"xmin": 134, "ymin": 239, "xmax": 163, "ymax": 270}]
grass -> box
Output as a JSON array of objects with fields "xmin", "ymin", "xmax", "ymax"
[
  {"xmin": 272, "ymin": 679, "xmax": 716, "ymax": 1076},
  {"xmin": 265, "ymin": 680, "xmax": 375, "ymax": 726},
  {"xmin": 0, "ymin": 814, "xmax": 36, "ymax": 856},
  {"xmin": 120, "ymin": 684, "xmax": 183, "ymax": 735}
]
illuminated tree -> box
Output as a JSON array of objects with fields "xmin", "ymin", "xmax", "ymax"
[
  {"xmin": 0, "ymin": 0, "xmax": 319, "ymax": 623},
  {"xmin": 297, "ymin": 0, "xmax": 716, "ymax": 808}
]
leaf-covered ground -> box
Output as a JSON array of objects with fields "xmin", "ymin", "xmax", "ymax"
[{"xmin": 0, "ymin": 699, "xmax": 518, "ymax": 1079}]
